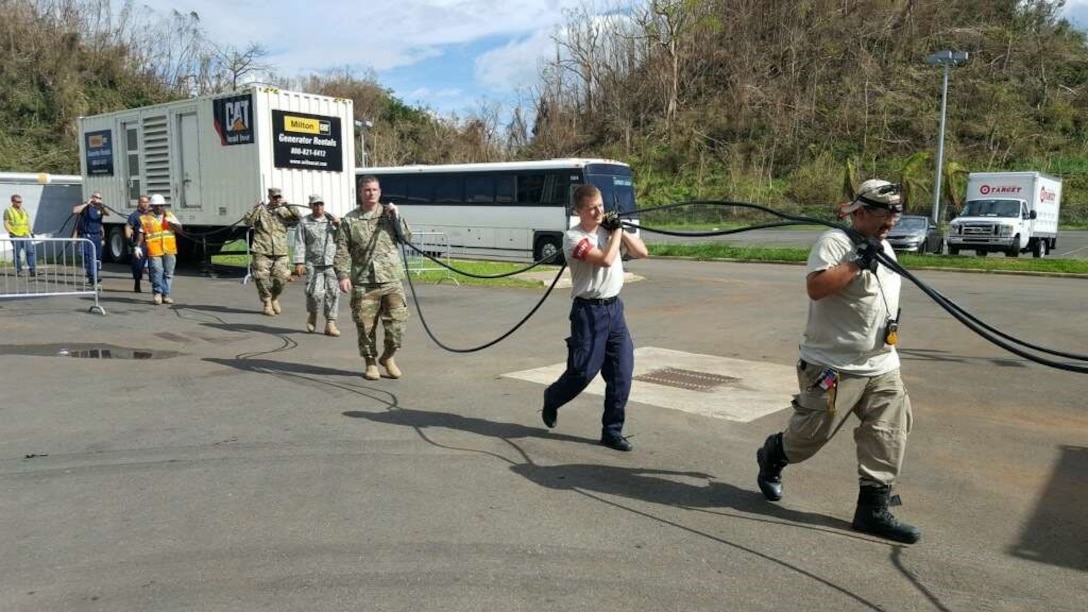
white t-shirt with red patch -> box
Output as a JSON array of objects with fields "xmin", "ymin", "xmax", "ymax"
[{"xmin": 563, "ymin": 224, "xmax": 625, "ymax": 299}]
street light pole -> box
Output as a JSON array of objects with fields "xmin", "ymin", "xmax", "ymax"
[
  {"xmin": 925, "ymin": 50, "xmax": 969, "ymax": 225},
  {"xmin": 354, "ymin": 119, "xmax": 373, "ymax": 168}
]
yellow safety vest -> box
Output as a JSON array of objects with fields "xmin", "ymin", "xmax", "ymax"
[
  {"xmin": 140, "ymin": 213, "xmax": 177, "ymax": 257},
  {"xmin": 4, "ymin": 207, "xmax": 30, "ymax": 237}
]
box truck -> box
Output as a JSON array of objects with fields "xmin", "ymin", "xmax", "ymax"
[
  {"xmin": 947, "ymin": 172, "xmax": 1061, "ymax": 258},
  {"xmin": 78, "ymin": 87, "xmax": 355, "ymax": 262}
]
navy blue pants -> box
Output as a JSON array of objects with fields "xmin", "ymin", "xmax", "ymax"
[
  {"xmin": 544, "ymin": 297, "xmax": 634, "ymax": 442},
  {"xmin": 130, "ymin": 249, "xmax": 148, "ymax": 282},
  {"xmin": 80, "ymin": 233, "xmax": 103, "ymax": 281}
]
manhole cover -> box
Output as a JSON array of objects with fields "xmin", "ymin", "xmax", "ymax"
[{"xmin": 633, "ymin": 367, "xmax": 740, "ymax": 392}]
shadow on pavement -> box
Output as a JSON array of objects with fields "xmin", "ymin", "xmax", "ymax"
[
  {"xmin": 338, "ymin": 406, "xmax": 897, "ymax": 609},
  {"xmin": 899, "ymin": 348, "xmax": 1029, "ymax": 368},
  {"xmin": 179, "ymin": 302, "xmax": 264, "ymax": 316},
  {"xmin": 200, "ymin": 321, "xmax": 302, "ymax": 335},
  {"xmin": 343, "ymin": 408, "xmax": 600, "ymax": 449},
  {"xmin": 1009, "ymin": 444, "xmax": 1088, "ymax": 571},
  {"xmin": 206, "ymin": 357, "xmax": 362, "ymax": 379},
  {"xmin": 511, "ymin": 462, "xmax": 850, "ymax": 531}
]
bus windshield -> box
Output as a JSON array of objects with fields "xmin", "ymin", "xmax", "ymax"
[{"xmin": 586, "ymin": 173, "xmax": 636, "ymax": 216}]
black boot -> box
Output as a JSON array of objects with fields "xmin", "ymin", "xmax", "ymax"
[
  {"xmin": 756, "ymin": 432, "xmax": 788, "ymax": 501},
  {"xmin": 134, "ymin": 280, "xmax": 142, "ymax": 293},
  {"xmin": 851, "ymin": 484, "xmax": 922, "ymax": 544}
]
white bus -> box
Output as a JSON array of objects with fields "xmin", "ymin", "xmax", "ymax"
[{"xmin": 355, "ymin": 158, "xmax": 639, "ymax": 263}]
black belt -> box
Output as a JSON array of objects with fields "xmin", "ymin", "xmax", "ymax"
[{"xmin": 575, "ymin": 296, "xmax": 618, "ymax": 305}]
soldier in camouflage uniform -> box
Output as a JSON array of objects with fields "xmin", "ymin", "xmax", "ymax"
[
  {"xmin": 334, "ymin": 176, "xmax": 411, "ymax": 380},
  {"xmin": 244, "ymin": 187, "xmax": 301, "ymax": 316},
  {"xmin": 293, "ymin": 194, "xmax": 341, "ymax": 336}
]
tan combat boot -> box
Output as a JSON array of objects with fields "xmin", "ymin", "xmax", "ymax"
[
  {"xmin": 306, "ymin": 312, "xmax": 317, "ymax": 332},
  {"xmin": 271, "ymin": 297, "xmax": 282, "ymax": 314},
  {"xmin": 379, "ymin": 349, "xmax": 402, "ymax": 379},
  {"xmin": 324, "ymin": 320, "xmax": 340, "ymax": 337},
  {"xmin": 363, "ymin": 358, "xmax": 380, "ymax": 380},
  {"xmin": 262, "ymin": 298, "xmax": 275, "ymax": 316}
]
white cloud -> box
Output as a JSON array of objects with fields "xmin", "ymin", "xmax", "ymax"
[
  {"xmin": 474, "ymin": 27, "xmax": 557, "ymax": 93},
  {"xmin": 136, "ymin": 0, "xmax": 588, "ymax": 74}
]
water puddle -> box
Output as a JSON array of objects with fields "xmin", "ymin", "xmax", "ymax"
[{"xmin": 0, "ymin": 343, "xmax": 181, "ymax": 359}]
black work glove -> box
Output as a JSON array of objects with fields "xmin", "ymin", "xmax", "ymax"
[
  {"xmin": 851, "ymin": 238, "xmax": 882, "ymax": 273},
  {"xmin": 600, "ymin": 211, "xmax": 622, "ymax": 231}
]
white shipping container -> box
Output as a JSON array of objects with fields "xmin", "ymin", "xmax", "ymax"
[{"xmin": 78, "ymin": 87, "xmax": 356, "ymax": 262}]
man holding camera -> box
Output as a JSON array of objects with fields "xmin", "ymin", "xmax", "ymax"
[
  {"xmin": 540, "ymin": 184, "xmax": 648, "ymax": 452},
  {"xmin": 754, "ymin": 178, "xmax": 921, "ymax": 544},
  {"xmin": 72, "ymin": 192, "xmax": 109, "ymax": 285}
]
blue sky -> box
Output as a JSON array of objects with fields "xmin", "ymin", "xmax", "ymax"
[
  {"xmin": 133, "ymin": 0, "xmax": 587, "ymax": 119},
  {"xmin": 133, "ymin": 0, "xmax": 1088, "ymax": 120}
]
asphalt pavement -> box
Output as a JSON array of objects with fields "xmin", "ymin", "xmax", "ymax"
[{"xmin": 1, "ymin": 259, "xmax": 1085, "ymax": 611}]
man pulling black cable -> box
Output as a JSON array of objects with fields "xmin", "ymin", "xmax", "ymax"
[{"xmin": 755, "ymin": 178, "xmax": 922, "ymax": 544}]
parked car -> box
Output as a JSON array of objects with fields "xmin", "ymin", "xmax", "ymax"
[{"xmin": 886, "ymin": 215, "xmax": 943, "ymax": 254}]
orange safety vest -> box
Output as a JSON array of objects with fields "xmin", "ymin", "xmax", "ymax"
[{"xmin": 140, "ymin": 212, "xmax": 177, "ymax": 257}]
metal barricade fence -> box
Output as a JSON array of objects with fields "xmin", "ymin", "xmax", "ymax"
[
  {"xmin": 0, "ymin": 237, "xmax": 106, "ymax": 314},
  {"xmin": 402, "ymin": 232, "xmax": 458, "ymax": 286}
]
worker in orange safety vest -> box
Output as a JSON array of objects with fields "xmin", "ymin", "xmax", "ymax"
[{"xmin": 137, "ymin": 194, "xmax": 183, "ymax": 305}]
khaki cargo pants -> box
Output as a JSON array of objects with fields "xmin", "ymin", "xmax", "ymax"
[{"xmin": 781, "ymin": 360, "xmax": 913, "ymax": 486}]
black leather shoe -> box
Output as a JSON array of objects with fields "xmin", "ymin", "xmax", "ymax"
[
  {"xmin": 600, "ymin": 436, "xmax": 633, "ymax": 452},
  {"xmin": 542, "ymin": 405, "xmax": 557, "ymax": 429}
]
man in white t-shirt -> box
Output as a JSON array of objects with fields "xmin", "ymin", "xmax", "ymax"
[
  {"xmin": 756, "ymin": 178, "xmax": 921, "ymax": 544},
  {"xmin": 540, "ymin": 184, "xmax": 648, "ymax": 451}
]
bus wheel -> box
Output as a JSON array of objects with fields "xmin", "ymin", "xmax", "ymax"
[
  {"xmin": 535, "ymin": 236, "xmax": 563, "ymax": 264},
  {"xmin": 106, "ymin": 226, "xmax": 130, "ymax": 264}
]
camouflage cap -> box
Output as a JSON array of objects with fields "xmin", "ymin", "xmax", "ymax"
[
  {"xmin": 268, "ymin": 187, "xmax": 283, "ymax": 197},
  {"xmin": 308, "ymin": 194, "xmax": 325, "ymax": 206}
]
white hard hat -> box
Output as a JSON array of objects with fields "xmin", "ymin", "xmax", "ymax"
[{"xmin": 149, "ymin": 194, "xmax": 167, "ymax": 206}]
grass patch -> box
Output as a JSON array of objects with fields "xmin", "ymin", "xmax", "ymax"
[
  {"xmin": 648, "ymin": 243, "xmax": 1088, "ymax": 274},
  {"xmin": 409, "ymin": 260, "xmax": 552, "ymax": 288},
  {"xmin": 210, "ymin": 250, "xmax": 551, "ymax": 289}
]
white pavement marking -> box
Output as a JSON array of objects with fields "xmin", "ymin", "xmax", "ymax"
[
  {"xmin": 503, "ymin": 346, "xmax": 795, "ymax": 423},
  {"xmin": 1055, "ymin": 244, "xmax": 1087, "ymax": 258}
]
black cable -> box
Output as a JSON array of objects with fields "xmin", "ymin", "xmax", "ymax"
[
  {"xmin": 390, "ymin": 206, "xmax": 567, "ymax": 352},
  {"xmin": 874, "ymin": 252, "xmax": 1088, "ymax": 372},
  {"xmin": 631, "ymin": 198, "xmax": 1088, "ymax": 372},
  {"xmin": 399, "ymin": 236, "xmax": 561, "ymax": 278},
  {"xmin": 384, "ymin": 197, "xmax": 1088, "ymax": 372},
  {"xmin": 402, "ymin": 255, "xmax": 569, "ymax": 353},
  {"xmin": 634, "ymin": 219, "xmax": 810, "ymax": 237}
]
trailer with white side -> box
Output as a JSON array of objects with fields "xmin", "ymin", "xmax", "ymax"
[
  {"xmin": 948, "ymin": 171, "xmax": 1061, "ymax": 258},
  {"xmin": 78, "ymin": 87, "xmax": 355, "ymax": 262}
]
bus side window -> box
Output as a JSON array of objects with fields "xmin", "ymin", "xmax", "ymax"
[
  {"xmin": 517, "ymin": 173, "xmax": 545, "ymax": 204},
  {"xmin": 495, "ymin": 175, "xmax": 515, "ymax": 203},
  {"xmin": 545, "ymin": 171, "xmax": 571, "ymax": 205},
  {"xmin": 407, "ymin": 175, "xmax": 434, "ymax": 203},
  {"xmin": 381, "ymin": 176, "xmax": 408, "ymax": 202},
  {"xmin": 434, "ymin": 174, "xmax": 462, "ymax": 203},
  {"xmin": 466, "ymin": 174, "xmax": 493, "ymax": 203}
]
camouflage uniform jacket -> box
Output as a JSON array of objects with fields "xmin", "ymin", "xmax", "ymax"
[
  {"xmin": 292, "ymin": 214, "xmax": 339, "ymax": 267},
  {"xmin": 244, "ymin": 203, "xmax": 301, "ymax": 256},
  {"xmin": 333, "ymin": 204, "xmax": 411, "ymax": 285}
]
